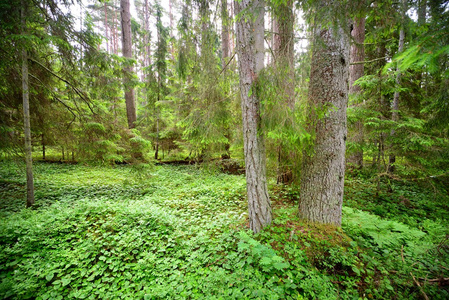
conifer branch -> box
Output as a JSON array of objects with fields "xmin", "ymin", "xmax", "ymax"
[
  {"xmin": 29, "ymin": 57, "xmax": 94, "ymax": 114},
  {"xmin": 351, "ymin": 56, "xmax": 388, "ymax": 65}
]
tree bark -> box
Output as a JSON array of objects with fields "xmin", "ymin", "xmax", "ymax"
[
  {"xmin": 104, "ymin": 2, "xmax": 109, "ymax": 53},
  {"xmin": 299, "ymin": 15, "xmax": 350, "ymax": 226},
  {"xmin": 273, "ymin": 0, "xmax": 294, "ymax": 108},
  {"xmin": 348, "ymin": 14, "xmax": 366, "ymax": 169},
  {"xmin": 272, "ymin": 1, "xmax": 295, "ymax": 183},
  {"xmin": 235, "ymin": 0, "xmax": 271, "ymax": 234},
  {"xmin": 120, "ymin": 0, "xmax": 137, "ymax": 129},
  {"xmin": 221, "ymin": 0, "xmax": 230, "ymax": 69},
  {"xmin": 388, "ymin": 0, "xmax": 406, "ymax": 173},
  {"xmin": 22, "ymin": 3, "xmax": 35, "ymax": 208}
]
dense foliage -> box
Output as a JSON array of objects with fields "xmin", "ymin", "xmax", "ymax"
[
  {"xmin": 1, "ymin": 0, "xmax": 449, "ymax": 298},
  {"xmin": 1, "ymin": 161, "xmax": 448, "ymax": 299}
]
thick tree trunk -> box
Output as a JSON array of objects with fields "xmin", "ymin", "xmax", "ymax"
[
  {"xmin": 22, "ymin": 3, "xmax": 35, "ymax": 208},
  {"xmin": 348, "ymin": 15, "xmax": 366, "ymax": 168},
  {"xmin": 299, "ymin": 18, "xmax": 350, "ymax": 226},
  {"xmin": 235, "ymin": 0, "xmax": 271, "ymax": 234},
  {"xmin": 120, "ymin": 0, "xmax": 137, "ymax": 129},
  {"xmin": 388, "ymin": 0, "xmax": 406, "ymax": 173}
]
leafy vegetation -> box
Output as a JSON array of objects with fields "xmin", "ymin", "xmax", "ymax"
[{"xmin": 1, "ymin": 161, "xmax": 448, "ymax": 299}]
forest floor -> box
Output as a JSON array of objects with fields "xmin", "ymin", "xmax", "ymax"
[{"xmin": 0, "ymin": 160, "xmax": 448, "ymax": 299}]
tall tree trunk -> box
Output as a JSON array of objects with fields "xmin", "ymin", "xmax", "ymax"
[
  {"xmin": 113, "ymin": 8, "xmax": 118, "ymax": 54},
  {"xmin": 22, "ymin": 3, "xmax": 35, "ymax": 208},
  {"xmin": 221, "ymin": 0, "xmax": 230, "ymax": 69},
  {"xmin": 418, "ymin": 0, "xmax": 427, "ymax": 26},
  {"xmin": 273, "ymin": 0, "xmax": 294, "ymax": 108},
  {"xmin": 144, "ymin": 0, "xmax": 151, "ymax": 73},
  {"xmin": 120, "ymin": 0, "xmax": 137, "ymax": 129},
  {"xmin": 221, "ymin": 0, "xmax": 231, "ymax": 157},
  {"xmin": 388, "ymin": 0, "xmax": 406, "ymax": 173},
  {"xmin": 348, "ymin": 14, "xmax": 366, "ymax": 169},
  {"xmin": 299, "ymin": 13, "xmax": 350, "ymax": 226},
  {"xmin": 235, "ymin": 0, "xmax": 271, "ymax": 233},
  {"xmin": 155, "ymin": 90, "xmax": 160, "ymax": 160},
  {"xmin": 104, "ymin": 2, "xmax": 109, "ymax": 53},
  {"xmin": 272, "ymin": 1, "xmax": 295, "ymax": 183}
]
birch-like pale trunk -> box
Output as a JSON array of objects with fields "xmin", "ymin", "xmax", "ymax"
[
  {"xmin": 299, "ymin": 17, "xmax": 349, "ymax": 226},
  {"xmin": 120, "ymin": 0, "xmax": 137, "ymax": 129},
  {"xmin": 235, "ymin": 0, "xmax": 271, "ymax": 233},
  {"xmin": 22, "ymin": 3, "xmax": 35, "ymax": 207}
]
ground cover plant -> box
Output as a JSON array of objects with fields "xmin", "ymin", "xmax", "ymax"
[{"xmin": 0, "ymin": 160, "xmax": 448, "ymax": 299}]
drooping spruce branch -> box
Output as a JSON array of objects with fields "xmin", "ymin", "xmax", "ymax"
[{"xmin": 29, "ymin": 57, "xmax": 95, "ymax": 114}]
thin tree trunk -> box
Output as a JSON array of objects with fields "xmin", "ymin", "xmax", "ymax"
[
  {"xmin": 169, "ymin": 0, "xmax": 174, "ymax": 60},
  {"xmin": 42, "ymin": 133, "xmax": 46, "ymax": 160},
  {"xmin": 348, "ymin": 14, "xmax": 366, "ymax": 169},
  {"xmin": 222, "ymin": 0, "xmax": 231, "ymax": 157},
  {"xmin": 113, "ymin": 8, "xmax": 118, "ymax": 54},
  {"xmin": 273, "ymin": 0, "xmax": 294, "ymax": 109},
  {"xmin": 22, "ymin": 7, "xmax": 35, "ymax": 207},
  {"xmin": 221, "ymin": 0, "xmax": 230, "ymax": 69},
  {"xmin": 388, "ymin": 0, "xmax": 406, "ymax": 173},
  {"xmin": 155, "ymin": 110, "xmax": 159, "ymax": 160},
  {"xmin": 235, "ymin": 0, "xmax": 271, "ymax": 234},
  {"xmin": 104, "ymin": 2, "xmax": 109, "ymax": 53},
  {"xmin": 144, "ymin": 0, "xmax": 150, "ymax": 74},
  {"xmin": 273, "ymin": 0, "xmax": 295, "ymax": 183},
  {"xmin": 299, "ymin": 11, "xmax": 350, "ymax": 226},
  {"xmin": 120, "ymin": 0, "xmax": 137, "ymax": 129},
  {"xmin": 418, "ymin": 0, "xmax": 426, "ymax": 26}
]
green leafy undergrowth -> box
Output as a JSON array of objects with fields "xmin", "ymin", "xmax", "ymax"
[
  {"xmin": 1, "ymin": 161, "xmax": 448, "ymax": 299},
  {"xmin": 344, "ymin": 172, "xmax": 449, "ymax": 229}
]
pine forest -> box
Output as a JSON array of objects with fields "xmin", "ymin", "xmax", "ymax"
[{"xmin": 1, "ymin": 0, "xmax": 448, "ymax": 298}]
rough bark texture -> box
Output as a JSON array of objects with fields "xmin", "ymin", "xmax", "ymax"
[
  {"xmin": 388, "ymin": 0, "xmax": 406, "ymax": 173},
  {"xmin": 120, "ymin": 0, "xmax": 137, "ymax": 129},
  {"xmin": 299, "ymin": 21, "xmax": 349, "ymax": 226},
  {"xmin": 235, "ymin": 0, "xmax": 271, "ymax": 233},
  {"xmin": 22, "ymin": 4, "xmax": 35, "ymax": 208},
  {"xmin": 348, "ymin": 15, "xmax": 366, "ymax": 168}
]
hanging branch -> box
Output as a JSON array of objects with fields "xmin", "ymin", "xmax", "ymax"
[
  {"xmin": 218, "ymin": 51, "xmax": 236, "ymax": 77},
  {"xmin": 29, "ymin": 57, "xmax": 95, "ymax": 114},
  {"xmin": 29, "ymin": 73, "xmax": 78, "ymax": 128},
  {"xmin": 350, "ymin": 56, "xmax": 388, "ymax": 65}
]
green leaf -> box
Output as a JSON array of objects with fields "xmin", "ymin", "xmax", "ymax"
[{"xmin": 45, "ymin": 273, "xmax": 54, "ymax": 281}]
